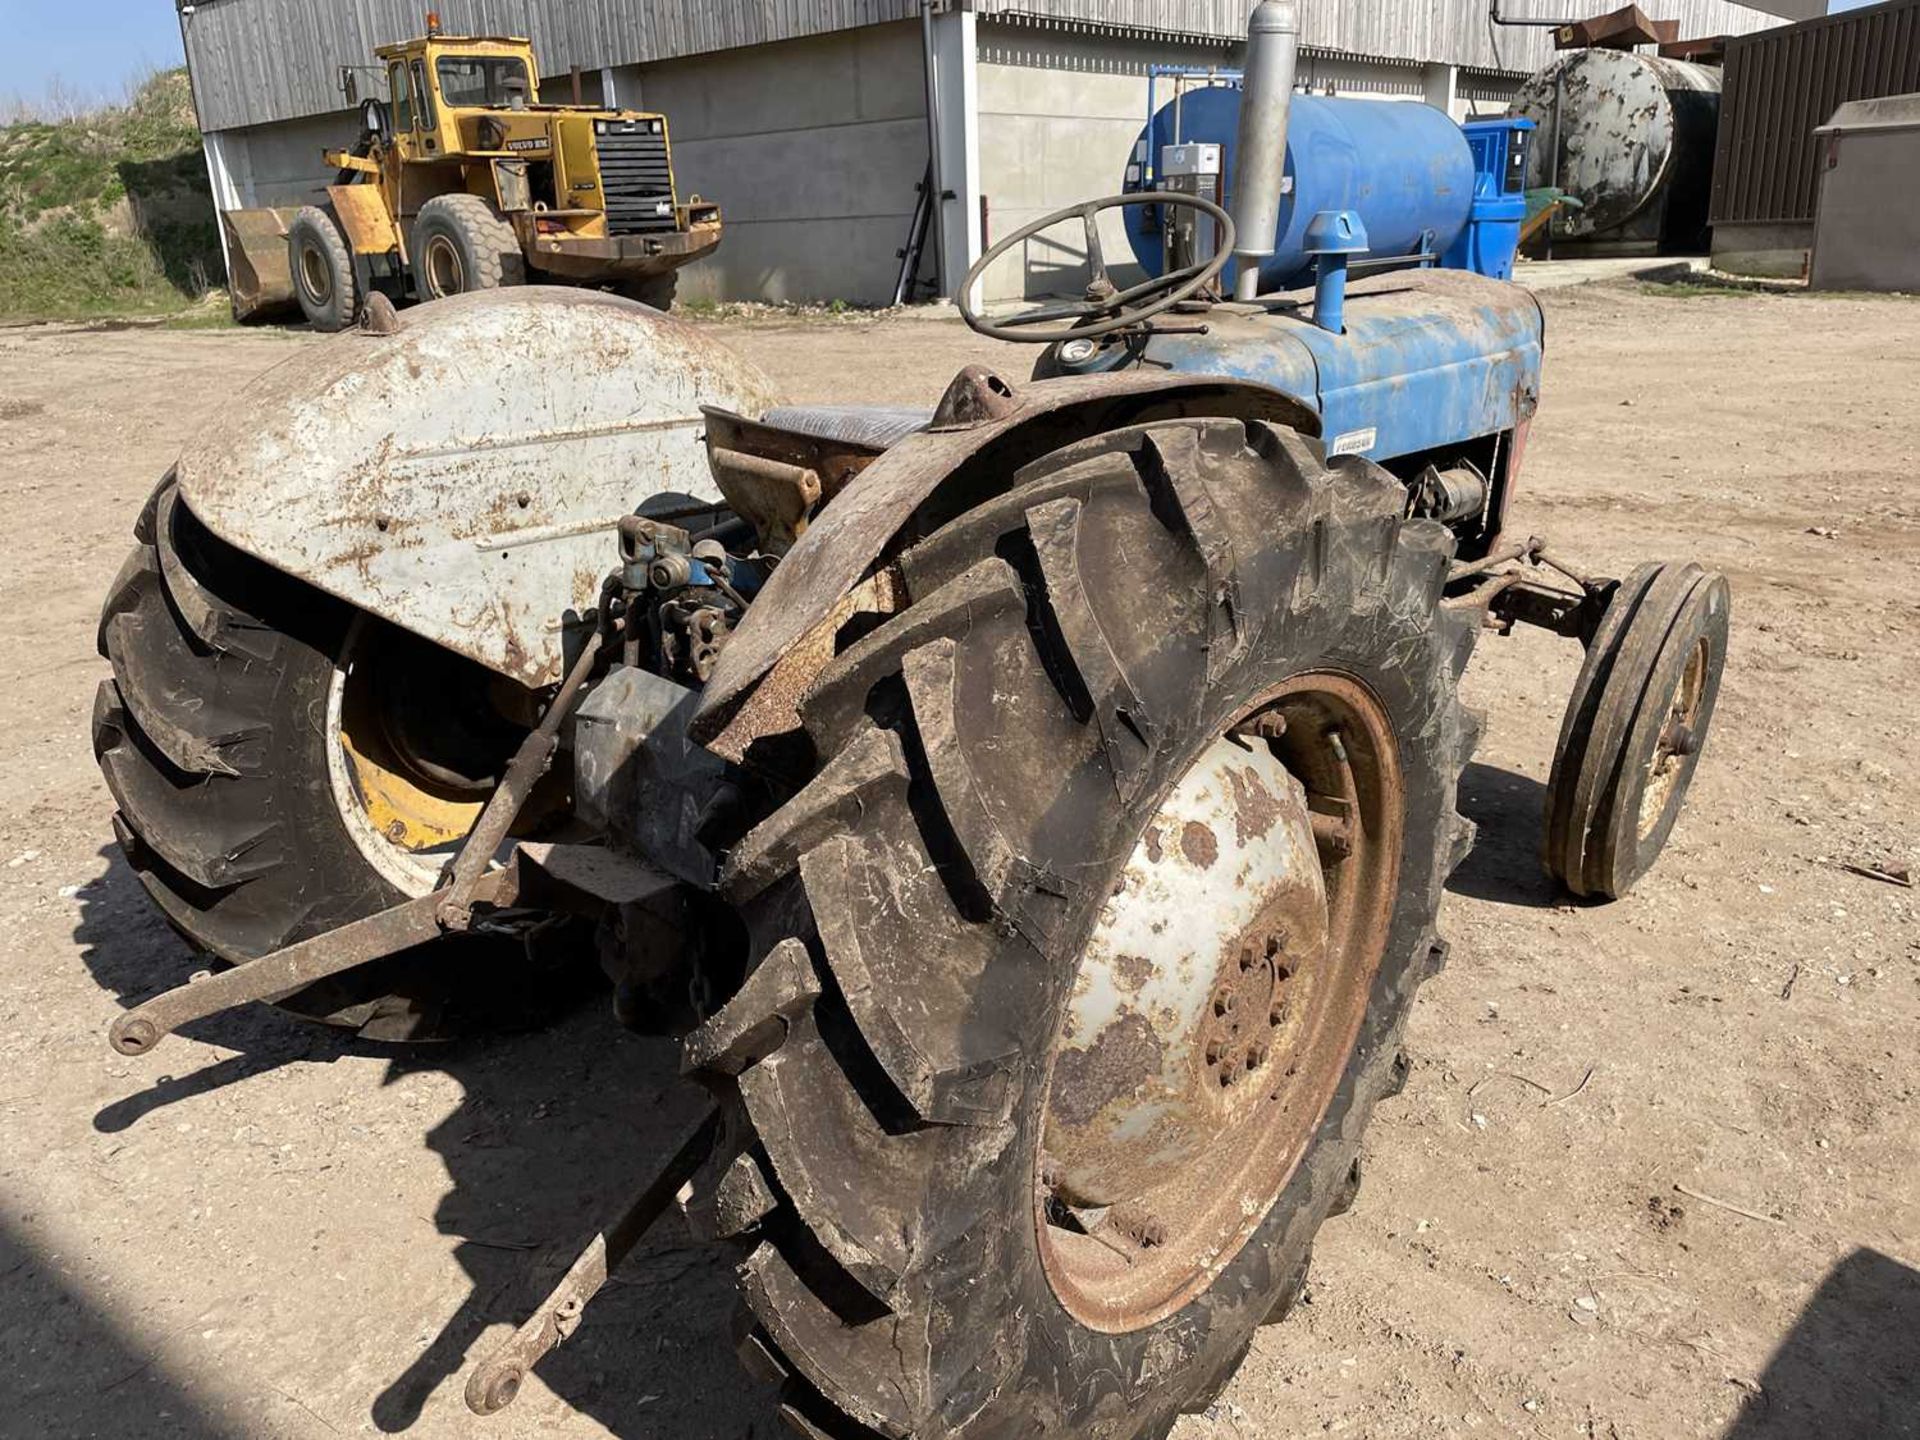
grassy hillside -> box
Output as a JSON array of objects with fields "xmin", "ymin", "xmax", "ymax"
[{"xmin": 0, "ymin": 69, "xmax": 222, "ymax": 320}]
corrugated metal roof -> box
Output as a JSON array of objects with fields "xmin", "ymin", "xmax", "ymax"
[
  {"xmin": 178, "ymin": 0, "xmax": 1777, "ymax": 133},
  {"xmin": 978, "ymin": 0, "xmax": 1776, "ymax": 74}
]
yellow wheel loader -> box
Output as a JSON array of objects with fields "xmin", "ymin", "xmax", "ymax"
[{"xmin": 225, "ymin": 26, "xmax": 720, "ymax": 329}]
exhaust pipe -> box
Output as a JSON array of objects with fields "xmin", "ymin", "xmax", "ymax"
[{"xmin": 1230, "ymin": 0, "xmax": 1301, "ymax": 301}]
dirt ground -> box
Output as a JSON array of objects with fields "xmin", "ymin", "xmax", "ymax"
[{"xmin": 0, "ymin": 282, "xmax": 1915, "ymax": 1440}]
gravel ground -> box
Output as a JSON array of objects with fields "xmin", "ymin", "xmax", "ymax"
[{"xmin": 0, "ymin": 280, "xmax": 1914, "ymax": 1440}]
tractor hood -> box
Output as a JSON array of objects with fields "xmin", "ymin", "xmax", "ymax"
[
  {"xmin": 176, "ymin": 287, "xmax": 779, "ymax": 688},
  {"xmin": 1048, "ymin": 269, "xmax": 1544, "ymax": 466}
]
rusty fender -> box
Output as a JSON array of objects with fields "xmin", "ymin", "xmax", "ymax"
[
  {"xmin": 692, "ymin": 367, "xmax": 1321, "ymax": 758},
  {"xmin": 175, "ymin": 287, "xmax": 780, "ymax": 688}
]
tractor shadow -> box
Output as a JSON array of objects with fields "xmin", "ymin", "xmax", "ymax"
[
  {"xmin": 73, "ymin": 843, "xmax": 779, "ymax": 1438},
  {"xmin": 365, "ymin": 1023, "xmax": 773, "ymax": 1439},
  {"xmin": 1446, "ymin": 761, "xmax": 1563, "ymax": 909},
  {"xmin": 1722, "ymin": 1248, "xmax": 1920, "ymax": 1440},
  {"xmin": 75, "ymin": 846, "xmax": 386, "ymax": 1132}
]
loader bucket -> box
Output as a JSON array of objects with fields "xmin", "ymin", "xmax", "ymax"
[{"xmin": 221, "ymin": 207, "xmax": 303, "ymax": 322}]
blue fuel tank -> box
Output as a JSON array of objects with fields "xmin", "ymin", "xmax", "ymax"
[{"xmin": 1127, "ymin": 90, "xmax": 1477, "ymax": 292}]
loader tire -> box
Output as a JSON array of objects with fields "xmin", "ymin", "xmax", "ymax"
[
  {"xmin": 93, "ymin": 475, "xmax": 578, "ymax": 1040},
  {"xmin": 412, "ymin": 194, "xmax": 524, "ymax": 301},
  {"xmin": 616, "ymin": 273, "xmax": 678, "ymax": 312},
  {"xmin": 288, "ymin": 205, "xmax": 360, "ymax": 332},
  {"xmin": 683, "ymin": 417, "xmax": 1479, "ymax": 1439}
]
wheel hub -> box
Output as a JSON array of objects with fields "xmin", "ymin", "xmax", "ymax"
[
  {"xmin": 298, "ymin": 241, "xmax": 332, "ymax": 304},
  {"xmin": 1035, "ymin": 674, "xmax": 1403, "ymax": 1334},
  {"xmin": 1044, "ymin": 735, "xmax": 1328, "ymax": 1209}
]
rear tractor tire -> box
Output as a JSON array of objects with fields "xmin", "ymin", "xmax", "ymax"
[
  {"xmin": 411, "ymin": 194, "xmax": 525, "ymax": 301},
  {"xmin": 683, "ymin": 417, "xmax": 1481, "ymax": 1439},
  {"xmin": 94, "ymin": 475, "xmax": 581, "ymax": 1040},
  {"xmin": 288, "ymin": 205, "xmax": 360, "ymax": 333}
]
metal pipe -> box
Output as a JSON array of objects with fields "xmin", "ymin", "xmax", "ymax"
[
  {"xmin": 1230, "ymin": 0, "xmax": 1301, "ymax": 301},
  {"xmin": 1312, "ymin": 254, "xmax": 1351, "ymax": 333},
  {"xmin": 1547, "ymin": 67, "xmax": 1563, "ymax": 260},
  {"xmin": 920, "ymin": 0, "xmax": 948, "ymax": 293},
  {"xmin": 1489, "ymin": 0, "xmax": 1578, "ymax": 26}
]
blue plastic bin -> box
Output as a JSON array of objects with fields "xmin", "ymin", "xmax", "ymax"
[{"xmin": 1444, "ymin": 117, "xmax": 1535, "ymax": 281}]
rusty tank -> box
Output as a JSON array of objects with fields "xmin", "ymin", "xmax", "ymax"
[{"xmin": 1514, "ymin": 47, "xmax": 1724, "ymax": 255}]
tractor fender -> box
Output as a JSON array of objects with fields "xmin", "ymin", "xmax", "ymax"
[
  {"xmin": 175, "ymin": 286, "xmax": 779, "ymax": 689},
  {"xmin": 692, "ymin": 367, "xmax": 1320, "ymax": 752}
]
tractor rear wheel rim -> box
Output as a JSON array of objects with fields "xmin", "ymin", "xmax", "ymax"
[
  {"xmin": 424, "ymin": 234, "xmax": 464, "ymax": 297},
  {"xmin": 1036, "ymin": 672, "xmax": 1403, "ymax": 1333},
  {"xmin": 323, "ymin": 621, "xmax": 548, "ymax": 894},
  {"xmin": 298, "ymin": 241, "xmax": 332, "ymax": 305},
  {"xmin": 1639, "ymin": 633, "xmax": 1708, "ymax": 841}
]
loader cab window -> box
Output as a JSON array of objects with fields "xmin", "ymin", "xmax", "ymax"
[
  {"xmin": 436, "ymin": 56, "xmax": 533, "ymax": 110},
  {"xmin": 388, "ymin": 63, "xmax": 413, "ymax": 131},
  {"xmin": 411, "ymin": 58, "xmax": 438, "ymax": 144}
]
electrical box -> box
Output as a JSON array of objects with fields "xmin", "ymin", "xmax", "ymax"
[{"xmin": 1159, "ymin": 142, "xmax": 1223, "ymax": 273}]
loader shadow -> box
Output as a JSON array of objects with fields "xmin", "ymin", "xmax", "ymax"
[
  {"xmin": 1446, "ymin": 761, "xmax": 1562, "ymax": 909},
  {"xmin": 0, "ymin": 1214, "xmax": 239, "ymax": 1439},
  {"xmin": 1722, "ymin": 1247, "xmax": 1920, "ymax": 1440},
  {"xmin": 73, "ymin": 843, "xmax": 778, "ymax": 1438}
]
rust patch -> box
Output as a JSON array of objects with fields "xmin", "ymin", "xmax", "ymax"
[
  {"xmin": 1113, "ymin": 953, "xmax": 1153, "ymax": 993},
  {"xmin": 1180, "ymin": 820, "xmax": 1218, "ymax": 870},
  {"xmin": 1143, "ymin": 824, "xmax": 1163, "ymax": 864},
  {"xmin": 1048, "ymin": 1013, "xmax": 1165, "ymax": 1128},
  {"xmin": 1226, "ymin": 764, "xmax": 1285, "ymax": 847}
]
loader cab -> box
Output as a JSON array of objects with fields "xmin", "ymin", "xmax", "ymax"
[{"xmin": 374, "ymin": 34, "xmax": 541, "ymax": 162}]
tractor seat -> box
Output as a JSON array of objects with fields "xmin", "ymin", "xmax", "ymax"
[{"xmin": 761, "ymin": 404, "xmax": 934, "ymax": 452}]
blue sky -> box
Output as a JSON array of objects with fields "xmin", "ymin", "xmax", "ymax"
[{"xmin": 0, "ymin": 0, "xmax": 187, "ymax": 109}]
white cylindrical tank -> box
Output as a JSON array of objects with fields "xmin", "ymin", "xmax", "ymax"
[{"xmin": 1513, "ymin": 48, "xmax": 1723, "ymax": 253}]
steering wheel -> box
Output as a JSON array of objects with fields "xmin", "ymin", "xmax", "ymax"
[{"xmin": 957, "ymin": 192, "xmax": 1235, "ymax": 343}]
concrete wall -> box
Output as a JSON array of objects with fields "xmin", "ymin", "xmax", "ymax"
[
  {"xmin": 1713, "ymin": 220, "xmax": 1813, "ymax": 279},
  {"xmin": 976, "ymin": 24, "xmax": 1233, "ymax": 303},
  {"xmin": 612, "ymin": 22, "xmax": 930, "ymax": 306},
  {"xmin": 212, "ymin": 109, "xmax": 360, "ymax": 210}
]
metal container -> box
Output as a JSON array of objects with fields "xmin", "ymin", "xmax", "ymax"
[
  {"xmin": 1126, "ymin": 90, "xmax": 1477, "ymax": 293},
  {"xmin": 1810, "ymin": 92, "xmax": 1920, "ymax": 292},
  {"xmin": 1513, "ymin": 48, "xmax": 1723, "ymax": 254}
]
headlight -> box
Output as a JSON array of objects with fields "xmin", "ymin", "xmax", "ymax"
[{"xmin": 1059, "ymin": 337, "xmax": 1099, "ymax": 366}]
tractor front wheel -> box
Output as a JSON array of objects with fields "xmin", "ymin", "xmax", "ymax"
[
  {"xmin": 288, "ymin": 205, "xmax": 360, "ymax": 332},
  {"xmin": 411, "ymin": 194, "xmax": 525, "ymax": 301},
  {"xmin": 684, "ymin": 417, "xmax": 1480, "ymax": 1438}
]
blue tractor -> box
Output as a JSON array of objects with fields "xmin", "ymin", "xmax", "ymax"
[{"xmin": 97, "ymin": 3, "xmax": 1726, "ymax": 1433}]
